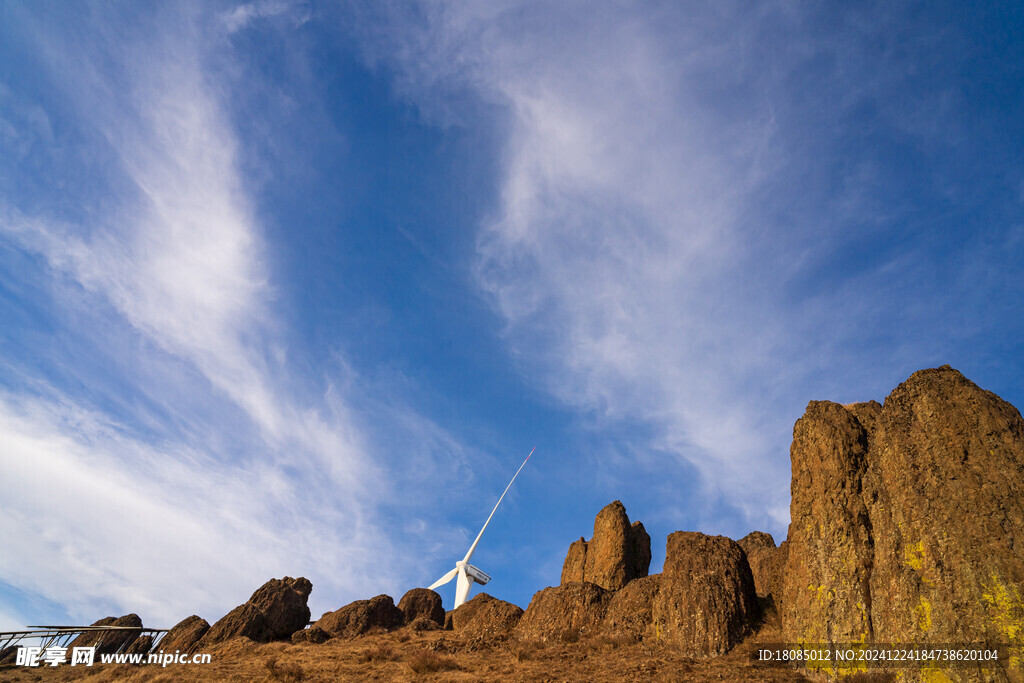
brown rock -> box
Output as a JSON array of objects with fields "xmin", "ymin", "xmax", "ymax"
[
  {"xmin": 515, "ymin": 582, "xmax": 611, "ymax": 641},
  {"xmin": 737, "ymin": 531, "xmax": 775, "ymax": 553},
  {"xmin": 66, "ymin": 614, "xmax": 143, "ymax": 655},
  {"xmin": 451, "ymin": 593, "xmax": 524, "ymax": 638},
  {"xmin": 652, "ymin": 532, "xmax": 759, "ymax": 655},
  {"xmin": 397, "ymin": 588, "xmax": 445, "ymax": 626},
  {"xmin": 443, "ymin": 610, "xmax": 454, "ymax": 630},
  {"xmin": 737, "ymin": 532, "xmax": 786, "ymax": 604},
  {"xmin": 158, "ymin": 615, "xmax": 210, "ymax": 655},
  {"xmin": 601, "ymin": 574, "xmax": 661, "ymax": 641},
  {"xmin": 123, "ymin": 634, "xmax": 153, "ymax": 656},
  {"xmin": 782, "ymin": 366, "xmax": 1024, "ymax": 659},
  {"xmin": 202, "ymin": 576, "xmax": 312, "ymax": 646},
  {"xmin": 407, "ymin": 616, "xmax": 441, "ymax": 631},
  {"xmin": 584, "ymin": 501, "xmax": 634, "ymax": 591},
  {"xmin": 202, "ymin": 603, "xmax": 268, "ymax": 645},
  {"xmin": 560, "ymin": 502, "xmax": 651, "ymax": 590},
  {"xmin": 248, "ymin": 576, "xmax": 312, "ymax": 640},
  {"xmin": 561, "ymin": 538, "xmax": 588, "ymax": 584},
  {"xmin": 312, "ymin": 594, "xmax": 403, "ymax": 638},
  {"xmin": 629, "ymin": 521, "xmax": 652, "ymax": 580},
  {"xmin": 291, "ymin": 625, "xmax": 329, "ymax": 644}
]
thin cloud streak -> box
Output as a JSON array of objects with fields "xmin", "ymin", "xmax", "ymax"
[{"xmin": 0, "ymin": 4, "xmax": 442, "ymax": 626}]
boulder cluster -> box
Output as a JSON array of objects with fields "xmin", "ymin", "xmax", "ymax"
[{"xmin": 43, "ymin": 366, "xmax": 1023, "ymax": 678}]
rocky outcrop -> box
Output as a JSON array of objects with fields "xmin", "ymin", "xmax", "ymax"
[
  {"xmin": 451, "ymin": 593, "xmax": 524, "ymax": 638},
  {"xmin": 202, "ymin": 576, "xmax": 312, "ymax": 646},
  {"xmin": 652, "ymin": 532, "xmax": 759, "ymax": 656},
  {"xmin": 397, "ymin": 588, "xmax": 445, "ymax": 627},
  {"xmin": 782, "ymin": 365, "xmax": 1024, "ymax": 660},
  {"xmin": 291, "ymin": 625, "xmax": 329, "ymax": 644},
  {"xmin": 737, "ymin": 532, "xmax": 786, "ymax": 604},
  {"xmin": 516, "ymin": 582, "xmax": 611, "ymax": 641},
  {"xmin": 630, "ymin": 521, "xmax": 652, "ymax": 581},
  {"xmin": 601, "ymin": 574, "xmax": 661, "ymax": 642},
  {"xmin": 560, "ymin": 501, "xmax": 651, "ymax": 591},
  {"xmin": 66, "ymin": 615, "xmax": 142, "ymax": 655},
  {"xmin": 159, "ymin": 615, "xmax": 210, "ymax": 655},
  {"xmin": 561, "ymin": 538, "xmax": 588, "ymax": 584},
  {"xmin": 312, "ymin": 594, "xmax": 404, "ymax": 638},
  {"xmin": 123, "ymin": 635, "xmax": 153, "ymax": 656}
]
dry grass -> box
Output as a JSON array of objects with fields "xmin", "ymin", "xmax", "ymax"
[
  {"xmin": 263, "ymin": 655, "xmax": 305, "ymax": 682},
  {"xmin": 588, "ymin": 633, "xmax": 637, "ymax": 651},
  {"xmin": 406, "ymin": 650, "xmax": 462, "ymax": 674},
  {"xmin": 510, "ymin": 638, "xmax": 545, "ymax": 662},
  {"xmin": 356, "ymin": 643, "xmax": 399, "ymax": 663}
]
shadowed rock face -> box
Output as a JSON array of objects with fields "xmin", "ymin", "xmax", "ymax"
[
  {"xmin": 397, "ymin": 588, "xmax": 445, "ymax": 627},
  {"xmin": 782, "ymin": 366, "xmax": 1024, "ymax": 655},
  {"xmin": 160, "ymin": 615, "xmax": 210, "ymax": 655},
  {"xmin": 602, "ymin": 574, "xmax": 661, "ymax": 642},
  {"xmin": 202, "ymin": 576, "xmax": 313, "ymax": 646},
  {"xmin": 737, "ymin": 532, "xmax": 786, "ymax": 604},
  {"xmin": 313, "ymin": 595, "xmax": 403, "ymax": 638},
  {"xmin": 652, "ymin": 532, "xmax": 760, "ymax": 656},
  {"xmin": 451, "ymin": 593, "xmax": 524, "ymax": 638},
  {"xmin": 516, "ymin": 582, "xmax": 611, "ymax": 641},
  {"xmin": 65, "ymin": 615, "xmax": 143, "ymax": 655},
  {"xmin": 560, "ymin": 501, "xmax": 651, "ymax": 591}
]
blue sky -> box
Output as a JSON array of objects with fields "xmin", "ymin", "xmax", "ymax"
[{"xmin": 2, "ymin": 1, "xmax": 1023, "ymax": 629}]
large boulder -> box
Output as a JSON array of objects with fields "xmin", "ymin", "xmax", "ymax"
[
  {"xmin": 516, "ymin": 582, "xmax": 611, "ymax": 641},
  {"xmin": 601, "ymin": 574, "xmax": 661, "ymax": 642},
  {"xmin": 66, "ymin": 615, "xmax": 143, "ymax": 655},
  {"xmin": 560, "ymin": 501, "xmax": 651, "ymax": 591},
  {"xmin": 312, "ymin": 594, "xmax": 404, "ymax": 638},
  {"xmin": 397, "ymin": 588, "xmax": 445, "ymax": 627},
  {"xmin": 652, "ymin": 532, "xmax": 760, "ymax": 656},
  {"xmin": 159, "ymin": 615, "xmax": 210, "ymax": 655},
  {"xmin": 202, "ymin": 576, "xmax": 312, "ymax": 646},
  {"xmin": 123, "ymin": 635, "xmax": 153, "ymax": 656},
  {"xmin": 737, "ymin": 532, "xmax": 787, "ymax": 604},
  {"xmin": 782, "ymin": 366, "xmax": 1024, "ymax": 662},
  {"xmin": 450, "ymin": 593, "xmax": 524, "ymax": 638}
]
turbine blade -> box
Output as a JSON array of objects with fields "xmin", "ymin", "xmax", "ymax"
[
  {"xmin": 463, "ymin": 447, "xmax": 535, "ymax": 564},
  {"xmin": 428, "ymin": 566, "xmax": 459, "ymax": 590},
  {"xmin": 454, "ymin": 566, "xmax": 472, "ymax": 609}
]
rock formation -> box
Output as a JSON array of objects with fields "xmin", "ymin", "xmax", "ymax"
[
  {"xmin": 737, "ymin": 531, "xmax": 786, "ymax": 605},
  {"xmin": 781, "ymin": 365, "xmax": 1024, "ymax": 659},
  {"xmin": 450, "ymin": 593, "xmax": 524, "ymax": 638},
  {"xmin": 66, "ymin": 615, "xmax": 142, "ymax": 655},
  {"xmin": 560, "ymin": 501, "xmax": 651, "ymax": 591},
  {"xmin": 561, "ymin": 538, "xmax": 588, "ymax": 584},
  {"xmin": 397, "ymin": 588, "xmax": 445, "ymax": 627},
  {"xmin": 312, "ymin": 594, "xmax": 404, "ymax": 638},
  {"xmin": 291, "ymin": 625, "xmax": 329, "ymax": 644},
  {"xmin": 652, "ymin": 532, "xmax": 760, "ymax": 656},
  {"xmin": 159, "ymin": 615, "xmax": 210, "ymax": 655},
  {"xmin": 202, "ymin": 576, "xmax": 312, "ymax": 646},
  {"xmin": 123, "ymin": 635, "xmax": 153, "ymax": 656},
  {"xmin": 516, "ymin": 582, "xmax": 611, "ymax": 641},
  {"xmin": 602, "ymin": 574, "xmax": 661, "ymax": 642}
]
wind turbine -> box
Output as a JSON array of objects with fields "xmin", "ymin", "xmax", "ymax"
[{"xmin": 429, "ymin": 447, "xmax": 535, "ymax": 609}]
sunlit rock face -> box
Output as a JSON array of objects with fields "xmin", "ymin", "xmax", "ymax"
[{"xmin": 782, "ymin": 366, "xmax": 1024, "ymax": 662}]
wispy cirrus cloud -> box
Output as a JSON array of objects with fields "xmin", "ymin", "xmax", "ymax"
[
  {"xmin": 0, "ymin": 3, "xmax": 459, "ymax": 626},
  {"xmin": 350, "ymin": 1, "xmax": 1024, "ymax": 535}
]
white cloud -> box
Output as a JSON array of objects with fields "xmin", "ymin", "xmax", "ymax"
[
  {"xmin": 0, "ymin": 4, "xmax": 452, "ymax": 627},
  {"xmin": 356, "ymin": 2, "xmax": 799, "ymax": 530}
]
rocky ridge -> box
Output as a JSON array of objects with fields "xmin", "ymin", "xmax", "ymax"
[{"xmin": 15, "ymin": 365, "xmax": 1022, "ymax": 681}]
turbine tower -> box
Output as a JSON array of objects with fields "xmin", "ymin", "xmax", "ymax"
[{"xmin": 429, "ymin": 447, "xmax": 535, "ymax": 609}]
